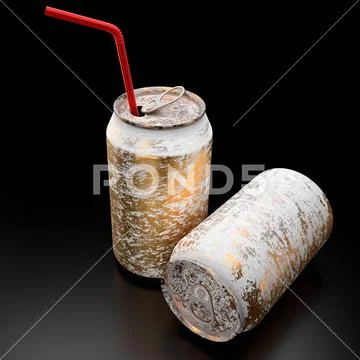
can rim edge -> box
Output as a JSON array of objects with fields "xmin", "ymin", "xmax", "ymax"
[{"xmin": 113, "ymin": 86, "xmax": 207, "ymax": 129}]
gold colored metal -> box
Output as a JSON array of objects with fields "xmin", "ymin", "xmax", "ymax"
[{"xmin": 107, "ymin": 87, "xmax": 213, "ymax": 278}]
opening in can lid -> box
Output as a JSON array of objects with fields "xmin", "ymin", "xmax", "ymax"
[{"xmin": 114, "ymin": 86, "xmax": 206, "ymax": 129}]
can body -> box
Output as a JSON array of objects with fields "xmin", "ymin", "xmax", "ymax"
[
  {"xmin": 162, "ymin": 168, "xmax": 333, "ymax": 341},
  {"xmin": 107, "ymin": 87, "xmax": 212, "ymax": 278}
]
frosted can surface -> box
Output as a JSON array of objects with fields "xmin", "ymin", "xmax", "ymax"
[
  {"xmin": 106, "ymin": 87, "xmax": 213, "ymax": 278},
  {"xmin": 162, "ymin": 168, "xmax": 333, "ymax": 341}
]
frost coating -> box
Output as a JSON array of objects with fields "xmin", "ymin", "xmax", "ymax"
[
  {"xmin": 162, "ymin": 168, "xmax": 333, "ymax": 341},
  {"xmin": 106, "ymin": 87, "xmax": 213, "ymax": 278}
]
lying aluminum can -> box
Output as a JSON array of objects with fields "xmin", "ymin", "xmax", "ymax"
[
  {"xmin": 107, "ymin": 86, "xmax": 213, "ymax": 278},
  {"xmin": 162, "ymin": 168, "xmax": 333, "ymax": 341}
]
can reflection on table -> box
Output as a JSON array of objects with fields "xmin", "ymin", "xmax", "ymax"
[
  {"xmin": 107, "ymin": 86, "xmax": 213, "ymax": 278},
  {"xmin": 162, "ymin": 168, "xmax": 333, "ymax": 341}
]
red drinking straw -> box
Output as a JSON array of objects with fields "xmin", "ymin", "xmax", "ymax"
[{"xmin": 45, "ymin": 6, "xmax": 139, "ymax": 116}]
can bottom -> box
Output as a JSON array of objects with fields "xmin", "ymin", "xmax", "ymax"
[
  {"xmin": 162, "ymin": 260, "xmax": 242, "ymax": 342},
  {"xmin": 113, "ymin": 246, "xmax": 163, "ymax": 279}
]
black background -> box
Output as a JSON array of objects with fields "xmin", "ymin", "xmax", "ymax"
[{"xmin": 0, "ymin": 0, "xmax": 359, "ymax": 359}]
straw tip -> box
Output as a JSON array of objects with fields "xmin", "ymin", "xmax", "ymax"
[{"xmin": 44, "ymin": 6, "xmax": 55, "ymax": 16}]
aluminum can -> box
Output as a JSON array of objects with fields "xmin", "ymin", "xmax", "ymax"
[
  {"xmin": 162, "ymin": 168, "xmax": 333, "ymax": 341},
  {"xmin": 107, "ymin": 86, "xmax": 213, "ymax": 278}
]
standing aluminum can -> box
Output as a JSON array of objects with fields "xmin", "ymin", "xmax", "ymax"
[
  {"xmin": 106, "ymin": 86, "xmax": 212, "ymax": 278},
  {"xmin": 162, "ymin": 168, "xmax": 333, "ymax": 341}
]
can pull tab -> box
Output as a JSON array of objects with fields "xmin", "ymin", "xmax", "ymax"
[{"xmin": 141, "ymin": 86, "xmax": 185, "ymax": 114}]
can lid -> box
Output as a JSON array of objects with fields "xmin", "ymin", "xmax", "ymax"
[
  {"xmin": 162, "ymin": 260, "xmax": 242, "ymax": 342},
  {"xmin": 114, "ymin": 86, "xmax": 206, "ymax": 129}
]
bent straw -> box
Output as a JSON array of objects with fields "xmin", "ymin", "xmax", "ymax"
[{"xmin": 45, "ymin": 6, "xmax": 139, "ymax": 116}]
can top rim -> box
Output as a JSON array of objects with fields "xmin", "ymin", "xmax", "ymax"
[{"xmin": 114, "ymin": 86, "xmax": 206, "ymax": 129}]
